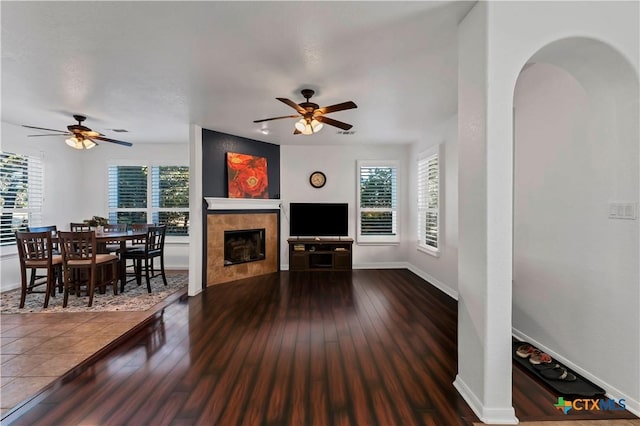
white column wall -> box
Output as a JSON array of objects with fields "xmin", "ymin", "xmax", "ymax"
[{"xmin": 455, "ymin": 0, "xmax": 639, "ymax": 422}]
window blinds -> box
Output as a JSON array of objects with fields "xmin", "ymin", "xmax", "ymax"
[{"xmin": 0, "ymin": 152, "xmax": 43, "ymax": 246}]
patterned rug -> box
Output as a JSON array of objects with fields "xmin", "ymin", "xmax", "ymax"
[{"xmin": 0, "ymin": 273, "xmax": 188, "ymax": 313}]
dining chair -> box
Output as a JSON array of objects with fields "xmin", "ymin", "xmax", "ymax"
[
  {"xmin": 100, "ymin": 223, "xmax": 128, "ymax": 253},
  {"xmin": 70, "ymin": 222, "xmax": 91, "ymax": 232},
  {"xmin": 26, "ymin": 225, "xmax": 62, "ymax": 292},
  {"xmin": 58, "ymin": 230, "xmax": 119, "ymax": 307},
  {"xmin": 121, "ymin": 225, "xmax": 168, "ymax": 293},
  {"xmin": 15, "ymin": 230, "xmax": 63, "ymax": 308}
]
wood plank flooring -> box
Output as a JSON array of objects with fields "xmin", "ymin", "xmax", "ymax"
[{"xmin": 2, "ymin": 269, "xmax": 638, "ymax": 425}]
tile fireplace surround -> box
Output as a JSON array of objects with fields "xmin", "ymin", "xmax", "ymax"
[{"xmin": 205, "ymin": 198, "xmax": 280, "ymax": 286}]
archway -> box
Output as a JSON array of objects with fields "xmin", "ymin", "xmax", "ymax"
[{"xmin": 512, "ymin": 37, "xmax": 639, "ymax": 414}]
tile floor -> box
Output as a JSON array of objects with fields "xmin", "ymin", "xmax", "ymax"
[
  {"xmin": 0, "ymin": 268, "xmax": 188, "ymax": 419},
  {"xmin": 0, "ymin": 310, "xmax": 151, "ymax": 416}
]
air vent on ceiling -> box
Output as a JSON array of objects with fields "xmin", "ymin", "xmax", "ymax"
[
  {"xmin": 336, "ymin": 130, "xmax": 356, "ymax": 135},
  {"xmin": 110, "ymin": 129, "xmax": 129, "ymax": 133}
]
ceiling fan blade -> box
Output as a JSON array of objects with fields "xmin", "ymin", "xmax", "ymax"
[
  {"xmin": 27, "ymin": 133, "xmax": 70, "ymax": 137},
  {"xmin": 293, "ymin": 128, "xmax": 301, "ymax": 135},
  {"xmin": 22, "ymin": 125, "xmax": 68, "ymax": 133},
  {"xmin": 94, "ymin": 136, "xmax": 133, "ymax": 147},
  {"xmin": 315, "ymin": 115, "xmax": 353, "ymax": 131},
  {"xmin": 253, "ymin": 114, "xmax": 300, "ymax": 123},
  {"xmin": 316, "ymin": 101, "xmax": 357, "ymax": 115},
  {"xmin": 276, "ymin": 98, "xmax": 307, "ymax": 115}
]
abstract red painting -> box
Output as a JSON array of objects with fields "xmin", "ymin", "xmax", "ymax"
[{"xmin": 226, "ymin": 152, "xmax": 269, "ymax": 199}]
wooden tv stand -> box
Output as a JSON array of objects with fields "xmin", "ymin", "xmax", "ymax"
[{"xmin": 288, "ymin": 238, "xmax": 353, "ymax": 271}]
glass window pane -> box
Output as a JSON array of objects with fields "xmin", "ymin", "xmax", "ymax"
[
  {"xmin": 108, "ymin": 166, "xmax": 147, "ymax": 209},
  {"xmin": 154, "ymin": 166, "xmax": 189, "ymax": 208},
  {"xmin": 156, "ymin": 211, "xmax": 189, "ymax": 236},
  {"xmin": 116, "ymin": 211, "xmax": 147, "ymax": 226}
]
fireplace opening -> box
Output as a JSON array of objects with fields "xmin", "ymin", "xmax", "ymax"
[{"xmin": 224, "ymin": 228, "xmax": 266, "ymax": 266}]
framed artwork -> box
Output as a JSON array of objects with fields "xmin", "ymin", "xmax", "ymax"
[{"xmin": 226, "ymin": 152, "xmax": 269, "ymax": 199}]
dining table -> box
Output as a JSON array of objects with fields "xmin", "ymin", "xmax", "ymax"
[{"xmin": 94, "ymin": 230, "xmax": 147, "ymax": 290}]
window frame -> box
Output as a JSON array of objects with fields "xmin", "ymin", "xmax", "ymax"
[
  {"xmin": 0, "ymin": 151, "xmax": 43, "ymax": 254},
  {"xmin": 107, "ymin": 161, "xmax": 189, "ymax": 240},
  {"xmin": 417, "ymin": 144, "xmax": 441, "ymax": 257},
  {"xmin": 356, "ymin": 159, "xmax": 400, "ymax": 245}
]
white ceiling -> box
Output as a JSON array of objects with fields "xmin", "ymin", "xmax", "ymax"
[{"xmin": 1, "ymin": 1, "xmax": 475, "ymax": 146}]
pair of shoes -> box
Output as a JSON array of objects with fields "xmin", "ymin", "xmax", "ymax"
[
  {"xmin": 530, "ymin": 351, "xmax": 553, "ymax": 365},
  {"xmin": 516, "ymin": 344, "xmax": 536, "ymax": 358},
  {"xmin": 540, "ymin": 365, "xmax": 577, "ymax": 381}
]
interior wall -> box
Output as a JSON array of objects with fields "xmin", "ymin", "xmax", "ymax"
[
  {"xmin": 514, "ymin": 60, "xmax": 639, "ymax": 407},
  {"xmin": 406, "ymin": 114, "xmax": 459, "ymax": 298},
  {"xmin": 280, "ymin": 144, "xmax": 410, "ymax": 269}
]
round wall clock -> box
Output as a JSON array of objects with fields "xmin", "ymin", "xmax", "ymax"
[{"xmin": 309, "ymin": 171, "xmax": 326, "ymax": 188}]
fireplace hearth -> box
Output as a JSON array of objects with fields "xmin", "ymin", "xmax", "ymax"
[{"xmin": 224, "ymin": 228, "xmax": 266, "ymax": 266}]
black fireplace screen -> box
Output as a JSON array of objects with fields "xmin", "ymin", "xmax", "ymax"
[{"xmin": 224, "ymin": 228, "xmax": 266, "ymax": 266}]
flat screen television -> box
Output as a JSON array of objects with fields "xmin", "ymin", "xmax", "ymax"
[{"xmin": 289, "ymin": 203, "xmax": 348, "ymax": 237}]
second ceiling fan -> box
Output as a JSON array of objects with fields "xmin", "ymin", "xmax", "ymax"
[{"xmin": 254, "ymin": 89, "xmax": 357, "ymax": 135}]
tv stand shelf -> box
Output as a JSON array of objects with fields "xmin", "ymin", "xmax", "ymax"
[{"xmin": 288, "ymin": 238, "xmax": 353, "ymax": 271}]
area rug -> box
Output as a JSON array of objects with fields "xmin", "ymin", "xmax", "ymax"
[{"xmin": 0, "ymin": 273, "xmax": 187, "ymax": 313}]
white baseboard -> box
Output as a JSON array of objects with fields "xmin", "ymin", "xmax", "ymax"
[
  {"xmin": 406, "ymin": 262, "xmax": 458, "ymax": 300},
  {"xmin": 353, "ymin": 261, "xmax": 407, "ymax": 269},
  {"xmin": 512, "ymin": 328, "xmax": 640, "ymax": 417},
  {"xmin": 453, "ymin": 375, "xmax": 519, "ymax": 424}
]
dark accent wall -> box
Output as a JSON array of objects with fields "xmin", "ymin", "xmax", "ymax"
[{"xmin": 202, "ymin": 129, "xmax": 280, "ymax": 199}]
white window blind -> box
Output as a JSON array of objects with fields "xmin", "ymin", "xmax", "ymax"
[
  {"xmin": 108, "ymin": 165, "xmax": 189, "ymax": 236},
  {"xmin": 417, "ymin": 146, "xmax": 440, "ymax": 254},
  {"xmin": 0, "ymin": 152, "xmax": 43, "ymax": 246},
  {"xmin": 357, "ymin": 160, "xmax": 399, "ymax": 244}
]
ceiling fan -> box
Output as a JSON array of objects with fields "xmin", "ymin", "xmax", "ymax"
[
  {"xmin": 22, "ymin": 115, "xmax": 133, "ymax": 150},
  {"xmin": 254, "ymin": 89, "xmax": 357, "ymax": 135}
]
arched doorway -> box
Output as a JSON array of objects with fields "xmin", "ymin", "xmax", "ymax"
[{"xmin": 512, "ymin": 37, "xmax": 639, "ymax": 415}]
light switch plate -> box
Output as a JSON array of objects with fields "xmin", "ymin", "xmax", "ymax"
[{"xmin": 608, "ymin": 202, "xmax": 638, "ymax": 220}]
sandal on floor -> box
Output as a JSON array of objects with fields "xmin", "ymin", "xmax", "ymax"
[
  {"xmin": 516, "ymin": 344, "xmax": 536, "ymax": 358},
  {"xmin": 540, "ymin": 366, "xmax": 577, "ymax": 381},
  {"xmin": 530, "ymin": 351, "xmax": 553, "ymax": 365},
  {"xmin": 534, "ymin": 362, "xmax": 560, "ymax": 371}
]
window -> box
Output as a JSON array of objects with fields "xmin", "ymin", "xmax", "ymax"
[
  {"xmin": 357, "ymin": 160, "xmax": 399, "ymax": 244},
  {"xmin": 417, "ymin": 145, "xmax": 440, "ymax": 255},
  {"xmin": 0, "ymin": 152, "xmax": 43, "ymax": 246},
  {"xmin": 108, "ymin": 165, "xmax": 189, "ymax": 236}
]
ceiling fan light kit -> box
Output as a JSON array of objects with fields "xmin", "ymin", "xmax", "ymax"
[
  {"xmin": 65, "ymin": 136, "xmax": 96, "ymax": 150},
  {"xmin": 23, "ymin": 114, "xmax": 133, "ymax": 149},
  {"xmin": 254, "ymin": 89, "xmax": 356, "ymax": 136}
]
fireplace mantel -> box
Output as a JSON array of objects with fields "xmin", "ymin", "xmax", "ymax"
[{"xmin": 204, "ymin": 197, "xmax": 281, "ymax": 211}]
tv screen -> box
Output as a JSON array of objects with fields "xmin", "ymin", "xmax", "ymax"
[{"xmin": 289, "ymin": 203, "xmax": 348, "ymax": 237}]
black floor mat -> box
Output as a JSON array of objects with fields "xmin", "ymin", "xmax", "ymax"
[{"xmin": 512, "ymin": 340, "xmax": 606, "ymax": 397}]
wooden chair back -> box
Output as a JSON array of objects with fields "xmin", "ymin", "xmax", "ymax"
[
  {"xmin": 27, "ymin": 225, "xmax": 59, "ymax": 251},
  {"xmin": 145, "ymin": 225, "xmax": 166, "ymax": 254},
  {"xmin": 15, "ymin": 231, "xmax": 55, "ymax": 266},
  {"xmin": 103, "ymin": 223, "xmax": 127, "ymax": 233},
  {"xmin": 130, "ymin": 223, "xmax": 154, "ymax": 246},
  {"xmin": 70, "ymin": 222, "xmax": 91, "ymax": 232},
  {"xmin": 58, "ymin": 231, "xmax": 96, "ymax": 263}
]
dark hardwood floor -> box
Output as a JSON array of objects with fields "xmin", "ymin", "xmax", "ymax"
[{"xmin": 2, "ymin": 269, "xmax": 638, "ymax": 425}]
